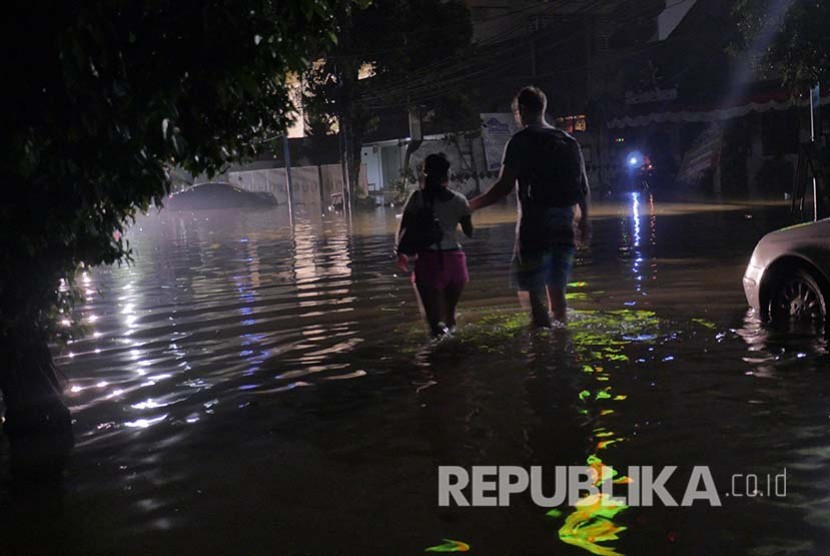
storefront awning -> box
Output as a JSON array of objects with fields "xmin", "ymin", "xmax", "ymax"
[{"xmin": 608, "ymin": 88, "xmax": 830, "ymax": 129}]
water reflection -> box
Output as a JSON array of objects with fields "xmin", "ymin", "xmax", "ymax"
[
  {"xmin": 738, "ymin": 308, "xmax": 829, "ymax": 376},
  {"xmin": 58, "ymin": 208, "xmax": 375, "ymax": 444},
  {"xmin": 618, "ymin": 193, "xmax": 658, "ymax": 300},
  {"xmin": 6, "ymin": 200, "xmax": 830, "ymax": 555},
  {"xmin": 555, "ymin": 308, "xmax": 662, "ymax": 555}
]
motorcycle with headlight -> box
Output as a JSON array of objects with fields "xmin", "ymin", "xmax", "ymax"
[{"xmin": 623, "ymin": 150, "xmax": 654, "ymax": 193}]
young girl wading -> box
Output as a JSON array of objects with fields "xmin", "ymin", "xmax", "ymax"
[{"xmin": 396, "ymin": 154, "xmax": 473, "ymax": 337}]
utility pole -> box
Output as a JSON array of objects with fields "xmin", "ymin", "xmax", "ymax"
[
  {"xmin": 338, "ymin": 119, "xmax": 346, "ymax": 207},
  {"xmin": 810, "ymin": 82, "xmax": 821, "ymax": 221},
  {"xmin": 283, "ymin": 134, "xmax": 295, "ymax": 223},
  {"xmin": 317, "ymin": 164, "xmax": 325, "ymax": 214},
  {"xmin": 334, "ymin": 1, "xmax": 353, "ymax": 217},
  {"xmin": 339, "ymin": 115, "xmax": 352, "ymax": 216}
]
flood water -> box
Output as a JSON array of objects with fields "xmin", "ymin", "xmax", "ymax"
[{"xmin": 3, "ymin": 196, "xmax": 830, "ymax": 555}]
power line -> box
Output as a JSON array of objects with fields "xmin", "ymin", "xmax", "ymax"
[
  {"xmin": 358, "ymin": 24, "xmax": 713, "ymax": 110},
  {"xmin": 308, "ymin": 0, "xmax": 704, "ymax": 116},
  {"xmin": 354, "ymin": 0, "xmax": 673, "ymax": 108},
  {"xmin": 352, "ymin": 0, "xmax": 595, "ymax": 102}
]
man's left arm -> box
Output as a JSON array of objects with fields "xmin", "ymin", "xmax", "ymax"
[{"xmin": 469, "ymin": 164, "xmax": 517, "ymax": 212}]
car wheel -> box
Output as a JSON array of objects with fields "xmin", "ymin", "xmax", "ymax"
[{"xmin": 768, "ymin": 268, "xmax": 828, "ymax": 325}]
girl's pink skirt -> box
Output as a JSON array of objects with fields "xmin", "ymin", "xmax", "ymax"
[{"xmin": 412, "ymin": 250, "xmax": 469, "ymax": 289}]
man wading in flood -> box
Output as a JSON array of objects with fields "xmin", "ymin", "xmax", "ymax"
[{"xmin": 470, "ymin": 86, "xmax": 591, "ymax": 326}]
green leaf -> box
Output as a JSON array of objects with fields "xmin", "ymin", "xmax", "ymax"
[{"xmin": 425, "ymin": 539, "xmax": 470, "ymax": 552}]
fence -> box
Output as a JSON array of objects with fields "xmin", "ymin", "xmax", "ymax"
[{"xmin": 228, "ymin": 164, "xmax": 366, "ymax": 206}]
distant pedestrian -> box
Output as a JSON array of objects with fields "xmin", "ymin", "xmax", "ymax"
[
  {"xmin": 396, "ymin": 154, "xmax": 474, "ymax": 337},
  {"xmin": 470, "ymin": 86, "xmax": 591, "ymax": 326}
]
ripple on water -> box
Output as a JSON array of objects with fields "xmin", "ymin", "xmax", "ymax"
[{"xmin": 6, "ymin": 202, "xmax": 830, "ymax": 555}]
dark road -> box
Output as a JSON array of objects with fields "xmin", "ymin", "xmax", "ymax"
[{"xmin": 3, "ymin": 197, "xmax": 828, "ymax": 555}]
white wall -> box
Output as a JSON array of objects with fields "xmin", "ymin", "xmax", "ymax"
[
  {"xmin": 229, "ymin": 168, "xmax": 288, "ymax": 205},
  {"xmin": 361, "ymin": 146, "xmax": 383, "ymax": 191},
  {"xmin": 229, "ymin": 164, "xmax": 368, "ymax": 206}
]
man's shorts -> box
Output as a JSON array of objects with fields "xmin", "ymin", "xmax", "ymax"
[
  {"xmin": 510, "ymin": 246, "xmax": 576, "ymax": 292},
  {"xmin": 511, "ymin": 204, "xmax": 577, "ymax": 291}
]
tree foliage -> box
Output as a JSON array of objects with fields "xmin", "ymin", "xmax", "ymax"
[
  {"xmin": 301, "ymin": 0, "xmax": 473, "ymax": 193},
  {"xmin": 733, "ymin": 0, "xmax": 830, "ymax": 87},
  {"xmin": 1, "ymin": 0, "xmax": 343, "ymax": 340},
  {"xmin": 304, "ymin": 0, "xmax": 473, "ymax": 116}
]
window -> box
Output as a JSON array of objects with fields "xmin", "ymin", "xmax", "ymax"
[{"xmin": 555, "ymin": 115, "xmax": 587, "ymax": 133}]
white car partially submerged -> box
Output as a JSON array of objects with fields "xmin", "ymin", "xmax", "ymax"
[{"xmin": 744, "ymin": 218, "xmax": 830, "ymax": 324}]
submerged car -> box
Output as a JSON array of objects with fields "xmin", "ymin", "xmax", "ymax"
[
  {"xmin": 743, "ymin": 219, "xmax": 830, "ymax": 324},
  {"xmin": 165, "ymin": 182, "xmax": 277, "ymax": 211}
]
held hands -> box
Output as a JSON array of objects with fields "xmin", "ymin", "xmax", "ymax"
[{"xmin": 397, "ymin": 253, "xmax": 411, "ymax": 273}]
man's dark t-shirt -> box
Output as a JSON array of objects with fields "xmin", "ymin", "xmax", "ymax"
[{"xmin": 502, "ymin": 125, "xmax": 588, "ymax": 252}]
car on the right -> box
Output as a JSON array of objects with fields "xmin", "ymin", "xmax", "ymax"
[{"xmin": 744, "ymin": 218, "xmax": 830, "ymax": 325}]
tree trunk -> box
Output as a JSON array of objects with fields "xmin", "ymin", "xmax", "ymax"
[
  {"xmin": 335, "ymin": 2, "xmax": 359, "ymax": 213},
  {"xmin": 0, "ymin": 326, "xmax": 73, "ymax": 479},
  {"xmin": 338, "ymin": 108, "xmax": 359, "ymax": 213},
  {"xmin": 337, "ymin": 78, "xmax": 358, "ymax": 212}
]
